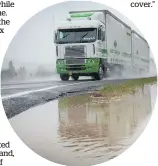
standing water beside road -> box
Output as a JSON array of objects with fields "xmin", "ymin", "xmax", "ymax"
[{"xmin": 9, "ymin": 83, "xmax": 157, "ymax": 166}]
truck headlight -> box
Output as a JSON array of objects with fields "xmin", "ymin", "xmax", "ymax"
[
  {"xmin": 87, "ymin": 59, "xmax": 94, "ymax": 64},
  {"xmin": 57, "ymin": 60, "xmax": 64, "ymax": 64}
]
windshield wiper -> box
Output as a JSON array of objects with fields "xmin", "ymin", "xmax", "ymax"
[
  {"xmin": 58, "ymin": 34, "xmax": 70, "ymax": 43},
  {"xmin": 80, "ymin": 32, "xmax": 89, "ymax": 43},
  {"xmin": 62, "ymin": 34, "xmax": 70, "ymax": 39}
]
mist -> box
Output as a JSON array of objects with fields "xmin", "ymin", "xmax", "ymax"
[{"xmin": 1, "ymin": 1, "xmax": 157, "ymax": 83}]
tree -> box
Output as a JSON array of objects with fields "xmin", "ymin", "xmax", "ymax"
[
  {"xmin": 17, "ymin": 66, "xmax": 27, "ymax": 79},
  {"xmin": 8, "ymin": 60, "xmax": 16, "ymax": 77}
]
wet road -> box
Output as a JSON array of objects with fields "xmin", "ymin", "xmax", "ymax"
[
  {"xmin": 1, "ymin": 76, "xmax": 156, "ymax": 119},
  {"xmin": 1, "ymin": 77, "xmax": 123, "ymax": 97},
  {"xmin": 9, "ymin": 84, "xmax": 156, "ymax": 166},
  {"xmin": 2, "ymin": 77, "xmax": 135, "ymax": 119},
  {"xmin": 1, "ymin": 75, "xmax": 145, "ymax": 98},
  {"xmin": 1, "ymin": 80, "xmax": 68, "ymax": 97}
]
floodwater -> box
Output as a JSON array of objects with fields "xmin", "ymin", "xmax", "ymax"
[{"xmin": 9, "ymin": 84, "xmax": 157, "ymax": 166}]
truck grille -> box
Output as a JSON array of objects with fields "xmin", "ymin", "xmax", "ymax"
[
  {"xmin": 65, "ymin": 45, "xmax": 86, "ymax": 65},
  {"xmin": 66, "ymin": 58, "xmax": 85, "ymax": 65},
  {"xmin": 65, "ymin": 45, "xmax": 85, "ymax": 59}
]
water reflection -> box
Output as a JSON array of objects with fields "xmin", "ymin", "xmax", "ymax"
[
  {"xmin": 58, "ymin": 85, "xmax": 152, "ymax": 160},
  {"xmin": 9, "ymin": 84, "xmax": 156, "ymax": 166}
]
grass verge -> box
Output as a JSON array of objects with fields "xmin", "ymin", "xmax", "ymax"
[{"xmin": 93, "ymin": 76, "xmax": 157, "ymax": 98}]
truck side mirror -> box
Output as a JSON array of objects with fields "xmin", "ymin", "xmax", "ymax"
[
  {"xmin": 98, "ymin": 28, "xmax": 101, "ymax": 40},
  {"xmin": 53, "ymin": 31, "xmax": 57, "ymax": 43}
]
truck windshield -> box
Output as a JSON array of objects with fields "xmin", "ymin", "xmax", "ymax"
[{"xmin": 57, "ymin": 28, "xmax": 97, "ymax": 44}]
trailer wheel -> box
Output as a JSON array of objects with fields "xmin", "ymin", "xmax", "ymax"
[
  {"xmin": 60, "ymin": 74, "xmax": 69, "ymax": 81},
  {"xmin": 71, "ymin": 74, "xmax": 79, "ymax": 81},
  {"xmin": 94, "ymin": 65, "xmax": 104, "ymax": 80}
]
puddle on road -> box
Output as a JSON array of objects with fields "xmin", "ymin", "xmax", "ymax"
[{"xmin": 9, "ymin": 84, "xmax": 157, "ymax": 166}]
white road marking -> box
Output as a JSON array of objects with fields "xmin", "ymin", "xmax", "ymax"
[{"xmin": 1, "ymin": 81, "xmax": 95, "ymax": 100}]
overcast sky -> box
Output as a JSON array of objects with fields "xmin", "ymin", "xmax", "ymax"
[{"xmin": 2, "ymin": 1, "xmax": 148, "ymax": 72}]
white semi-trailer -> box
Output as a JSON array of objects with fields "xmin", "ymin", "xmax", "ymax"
[{"xmin": 54, "ymin": 10, "xmax": 150, "ymax": 81}]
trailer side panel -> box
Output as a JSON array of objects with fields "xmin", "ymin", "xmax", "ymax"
[
  {"xmin": 106, "ymin": 14, "xmax": 132, "ymax": 67},
  {"xmin": 132, "ymin": 31, "xmax": 149, "ymax": 72}
]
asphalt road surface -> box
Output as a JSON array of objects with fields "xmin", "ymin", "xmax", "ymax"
[
  {"xmin": 0, "ymin": 76, "xmax": 152, "ymax": 119},
  {"xmin": 1, "ymin": 77, "xmax": 130, "ymax": 98}
]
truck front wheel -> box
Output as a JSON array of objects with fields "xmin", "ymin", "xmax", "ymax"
[
  {"xmin": 60, "ymin": 74, "xmax": 69, "ymax": 81},
  {"xmin": 71, "ymin": 74, "xmax": 79, "ymax": 81},
  {"xmin": 94, "ymin": 65, "xmax": 104, "ymax": 80}
]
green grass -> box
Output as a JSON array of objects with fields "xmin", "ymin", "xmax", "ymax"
[{"xmin": 93, "ymin": 76, "xmax": 157, "ymax": 98}]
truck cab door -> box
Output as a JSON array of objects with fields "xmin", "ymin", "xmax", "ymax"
[{"xmin": 97, "ymin": 26, "xmax": 106, "ymax": 57}]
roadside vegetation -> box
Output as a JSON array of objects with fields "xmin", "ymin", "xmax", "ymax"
[{"xmin": 92, "ymin": 77, "xmax": 157, "ymax": 98}]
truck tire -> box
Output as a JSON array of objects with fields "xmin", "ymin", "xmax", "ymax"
[
  {"xmin": 104, "ymin": 67, "xmax": 108, "ymax": 78},
  {"xmin": 71, "ymin": 74, "xmax": 79, "ymax": 81},
  {"xmin": 60, "ymin": 74, "xmax": 69, "ymax": 81},
  {"xmin": 94, "ymin": 65, "xmax": 104, "ymax": 80}
]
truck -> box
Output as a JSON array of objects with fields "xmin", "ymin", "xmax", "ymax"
[{"xmin": 54, "ymin": 10, "xmax": 150, "ymax": 81}]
